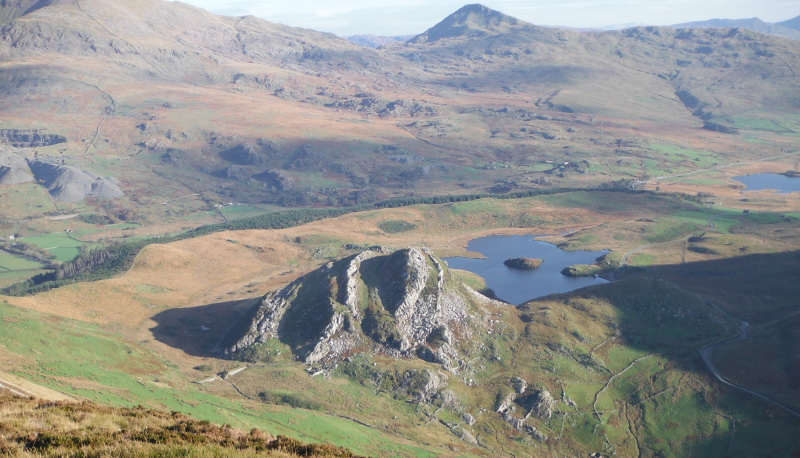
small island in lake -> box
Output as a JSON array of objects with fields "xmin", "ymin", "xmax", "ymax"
[{"xmin": 503, "ymin": 257, "xmax": 543, "ymax": 270}]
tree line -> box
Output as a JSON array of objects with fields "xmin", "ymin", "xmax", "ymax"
[{"xmin": 2, "ymin": 186, "xmax": 664, "ymax": 296}]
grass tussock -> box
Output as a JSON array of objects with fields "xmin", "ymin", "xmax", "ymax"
[{"xmin": 0, "ymin": 393, "xmax": 360, "ymax": 457}]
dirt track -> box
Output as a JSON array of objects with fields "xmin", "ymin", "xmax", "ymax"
[{"xmin": 0, "ymin": 372, "xmax": 74, "ymax": 401}]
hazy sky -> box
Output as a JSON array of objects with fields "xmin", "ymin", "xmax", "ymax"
[{"xmin": 176, "ymin": 1, "xmax": 799, "ymax": 36}]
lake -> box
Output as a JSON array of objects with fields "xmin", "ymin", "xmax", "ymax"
[
  {"xmin": 733, "ymin": 173, "xmax": 800, "ymax": 194},
  {"xmin": 444, "ymin": 235, "xmax": 609, "ymax": 305}
]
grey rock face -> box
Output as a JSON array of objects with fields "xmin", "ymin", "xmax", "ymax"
[
  {"xmin": 461, "ymin": 412, "xmax": 476, "ymax": 426},
  {"xmin": 495, "ymin": 391, "xmax": 516, "ymax": 414},
  {"xmin": 253, "ymin": 169, "xmax": 295, "ymax": 190},
  {"xmin": 224, "ymin": 281, "xmax": 299, "ymax": 355},
  {"xmin": 27, "ymin": 159, "xmax": 123, "ymax": 202},
  {"xmin": 0, "ymin": 146, "xmax": 33, "ymax": 185},
  {"xmin": 0, "ymin": 148, "xmax": 33, "ymax": 184},
  {"xmin": 342, "ymin": 249, "xmax": 380, "ymax": 320},
  {"xmin": 0, "ymin": 129, "xmax": 66, "ymax": 148},
  {"xmin": 529, "ymin": 389, "xmax": 556, "ymax": 420},
  {"xmin": 0, "ymin": 165, "xmax": 32, "ymax": 184},
  {"xmin": 224, "ymin": 247, "xmax": 480, "ymax": 369},
  {"xmin": 511, "ymin": 376, "xmax": 527, "ymax": 394},
  {"xmin": 497, "ymin": 379, "xmax": 556, "ymax": 441}
]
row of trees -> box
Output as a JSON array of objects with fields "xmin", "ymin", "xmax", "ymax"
[{"xmin": 1, "ymin": 186, "xmax": 661, "ymax": 296}]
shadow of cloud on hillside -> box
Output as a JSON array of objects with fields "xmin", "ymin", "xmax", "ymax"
[{"xmin": 150, "ymin": 298, "xmax": 260, "ymax": 358}]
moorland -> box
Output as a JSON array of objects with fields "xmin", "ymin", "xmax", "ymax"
[{"xmin": 0, "ymin": 0, "xmax": 799, "ymax": 456}]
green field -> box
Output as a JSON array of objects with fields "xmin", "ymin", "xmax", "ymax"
[
  {"xmin": 0, "ymin": 250, "xmax": 50, "ymax": 287},
  {"xmin": 0, "ymin": 269, "xmax": 48, "ymax": 289},
  {"xmin": 0, "ymin": 251, "xmax": 46, "ymax": 271},
  {"xmin": 649, "ymin": 144, "xmax": 720, "ymax": 169},
  {"xmin": 7, "ymin": 223, "xmax": 144, "ymax": 265},
  {"xmin": 729, "ymin": 114, "xmax": 800, "ymax": 133},
  {"xmin": 19, "ymin": 233, "xmax": 89, "ymax": 262},
  {"xmin": 0, "ymin": 301, "xmax": 437, "ymax": 457}
]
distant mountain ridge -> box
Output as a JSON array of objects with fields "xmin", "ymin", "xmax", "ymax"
[
  {"xmin": 347, "ymin": 34, "xmax": 413, "ymax": 48},
  {"xmin": 350, "ymin": 9, "xmax": 800, "ymax": 44},
  {"xmin": 671, "ymin": 16, "xmax": 800, "ymax": 41},
  {"xmin": 777, "ymin": 15, "xmax": 800, "ymax": 30},
  {"xmin": 0, "ymin": 0, "xmax": 799, "ymax": 216}
]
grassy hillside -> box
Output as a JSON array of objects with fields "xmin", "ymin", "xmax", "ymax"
[
  {"xmin": 1, "ymin": 1, "xmax": 799, "ymax": 454},
  {"xmin": 1, "ymin": 190, "xmax": 798, "ymax": 455},
  {"xmin": 0, "ymin": 300, "xmax": 443, "ymax": 456}
]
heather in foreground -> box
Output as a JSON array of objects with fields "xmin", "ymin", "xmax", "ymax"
[{"xmin": 0, "ymin": 393, "xmax": 358, "ymax": 457}]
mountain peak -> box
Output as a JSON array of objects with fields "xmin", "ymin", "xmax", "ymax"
[{"xmin": 408, "ymin": 3, "xmax": 528, "ymax": 43}]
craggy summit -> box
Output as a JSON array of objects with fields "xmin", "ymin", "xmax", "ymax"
[{"xmin": 224, "ymin": 247, "xmax": 487, "ymax": 370}]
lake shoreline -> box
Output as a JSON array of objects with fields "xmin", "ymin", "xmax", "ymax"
[{"xmin": 444, "ymin": 235, "xmax": 609, "ymax": 305}]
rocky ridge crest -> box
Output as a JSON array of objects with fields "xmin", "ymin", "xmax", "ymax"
[{"xmin": 224, "ymin": 247, "xmax": 484, "ymax": 370}]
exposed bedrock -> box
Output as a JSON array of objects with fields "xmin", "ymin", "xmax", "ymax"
[{"xmin": 224, "ymin": 247, "xmax": 482, "ymax": 370}]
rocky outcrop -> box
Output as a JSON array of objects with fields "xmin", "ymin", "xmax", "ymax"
[
  {"xmin": 524, "ymin": 389, "xmax": 556, "ymax": 420},
  {"xmin": 219, "ymin": 140, "xmax": 278, "ymax": 165},
  {"xmin": 450, "ymin": 425, "xmax": 479, "ymax": 445},
  {"xmin": 0, "ymin": 165, "xmax": 32, "ymax": 185},
  {"xmin": 496, "ymin": 377, "xmax": 555, "ymax": 441},
  {"xmin": 253, "ymin": 169, "xmax": 295, "ymax": 190},
  {"xmin": 326, "ymin": 95, "xmax": 438, "ymax": 118},
  {"xmin": 27, "ymin": 159, "xmax": 123, "ymax": 202},
  {"xmin": 378, "ymin": 99, "xmax": 439, "ymax": 118},
  {"xmin": 0, "ymin": 148, "xmax": 33, "ymax": 184},
  {"xmin": 0, "ymin": 129, "xmax": 66, "ymax": 148},
  {"xmin": 224, "ymin": 247, "xmax": 481, "ymax": 369}
]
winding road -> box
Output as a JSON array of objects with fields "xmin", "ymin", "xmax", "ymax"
[{"xmin": 700, "ymin": 302, "xmax": 800, "ymax": 418}]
